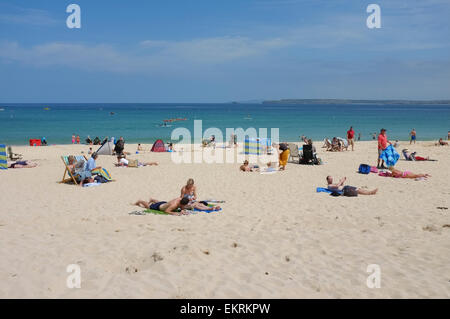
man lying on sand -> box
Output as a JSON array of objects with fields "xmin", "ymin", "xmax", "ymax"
[
  {"xmin": 134, "ymin": 196, "xmax": 220, "ymax": 215},
  {"xmin": 135, "ymin": 197, "xmax": 191, "ymax": 215},
  {"xmin": 327, "ymin": 176, "xmax": 378, "ymax": 195},
  {"xmin": 240, "ymin": 160, "xmax": 259, "ymax": 172}
]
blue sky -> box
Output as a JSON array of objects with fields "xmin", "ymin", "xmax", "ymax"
[{"xmin": 0, "ymin": 0, "xmax": 449, "ymax": 102}]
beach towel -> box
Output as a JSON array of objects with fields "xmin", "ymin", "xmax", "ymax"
[
  {"xmin": 0, "ymin": 144, "xmax": 7, "ymax": 170},
  {"xmin": 316, "ymin": 187, "xmax": 343, "ymax": 195},
  {"xmin": 380, "ymin": 145, "xmax": 400, "ymax": 167},
  {"xmin": 92, "ymin": 168, "xmax": 112, "ymax": 181},
  {"xmin": 143, "ymin": 209, "xmax": 197, "ymax": 216},
  {"xmin": 194, "ymin": 205, "xmax": 222, "ymax": 213},
  {"xmin": 82, "ymin": 182, "xmax": 101, "ymax": 187}
]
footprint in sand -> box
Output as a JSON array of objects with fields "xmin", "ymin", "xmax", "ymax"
[{"xmin": 151, "ymin": 252, "xmax": 164, "ymax": 262}]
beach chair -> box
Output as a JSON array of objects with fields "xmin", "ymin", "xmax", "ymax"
[
  {"xmin": 300, "ymin": 144, "xmax": 316, "ymax": 165},
  {"xmin": 288, "ymin": 143, "xmax": 300, "ymax": 163},
  {"xmin": 7, "ymin": 146, "xmax": 22, "ymax": 161},
  {"xmin": 60, "ymin": 155, "xmax": 88, "ymax": 184}
]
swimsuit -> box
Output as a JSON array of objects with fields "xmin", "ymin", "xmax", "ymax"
[{"xmin": 149, "ymin": 201, "xmax": 167, "ymax": 211}]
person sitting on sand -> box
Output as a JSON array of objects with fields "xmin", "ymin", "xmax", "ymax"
[
  {"xmin": 326, "ymin": 176, "xmax": 378, "ymax": 195},
  {"xmin": 8, "ymin": 160, "xmax": 37, "ymax": 168},
  {"xmin": 181, "ymin": 178, "xmax": 198, "ymax": 202},
  {"xmin": 137, "ymin": 143, "xmax": 144, "ymax": 151},
  {"xmin": 117, "ymin": 154, "xmax": 158, "ymax": 167},
  {"xmin": 240, "ymin": 160, "xmax": 260, "ymax": 172},
  {"xmin": 386, "ymin": 167, "xmax": 431, "ymax": 179},
  {"xmin": 86, "ymin": 152, "xmax": 102, "ymax": 172},
  {"xmin": 437, "ymin": 138, "xmax": 448, "ymax": 146},
  {"xmin": 305, "ymin": 139, "xmax": 317, "ymax": 153},
  {"xmin": 67, "ymin": 156, "xmax": 95, "ymax": 186},
  {"xmin": 402, "ymin": 149, "xmax": 434, "ymax": 161},
  {"xmin": 330, "ymin": 137, "xmax": 341, "ymax": 152}
]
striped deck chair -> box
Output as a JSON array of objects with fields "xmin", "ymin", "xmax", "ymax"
[
  {"xmin": 60, "ymin": 155, "xmax": 88, "ymax": 184},
  {"xmin": 0, "ymin": 144, "xmax": 7, "ymax": 170}
]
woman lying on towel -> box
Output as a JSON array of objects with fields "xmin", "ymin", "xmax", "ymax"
[
  {"xmin": 8, "ymin": 160, "xmax": 37, "ymax": 168},
  {"xmin": 402, "ymin": 149, "xmax": 435, "ymax": 161},
  {"xmin": 116, "ymin": 154, "xmax": 158, "ymax": 167},
  {"xmin": 380, "ymin": 167, "xmax": 431, "ymax": 179}
]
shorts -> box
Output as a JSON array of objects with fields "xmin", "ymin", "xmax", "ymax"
[
  {"xmin": 343, "ymin": 186, "xmax": 358, "ymax": 197},
  {"xmin": 149, "ymin": 201, "xmax": 167, "ymax": 211},
  {"xmin": 411, "ymin": 135, "xmax": 416, "ymax": 140},
  {"xmin": 348, "ymin": 138, "xmax": 354, "ymax": 145}
]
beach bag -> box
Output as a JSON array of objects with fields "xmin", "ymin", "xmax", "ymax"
[
  {"xmin": 128, "ymin": 159, "xmax": 138, "ymax": 167},
  {"xmin": 343, "ymin": 186, "xmax": 358, "ymax": 197},
  {"xmin": 358, "ymin": 164, "xmax": 371, "ymax": 174}
]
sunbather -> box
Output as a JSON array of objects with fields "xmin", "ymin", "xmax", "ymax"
[
  {"xmin": 402, "ymin": 149, "xmax": 434, "ymax": 161},
  {"xmin": 240, "ymin": 160, "xmax": 259, "ymax": 172},
  {"xmin": 116, "ymin": 154, "xmax": 158, "ymax": 167},
  {"xmin": 385, "ymin": 167, "xmax": 431, "ymax": 179},
  {"xmin": 326, "ymin": 176, "xmax": 378, "ymax": 195},
  {"xmin": 134, "ymin": 197, "xmax": 191, "ymax": 215},
  {"xmin": 8, "ymin": 160, "xmax": 37, "ymax": 168},
  {"xmin": 437, "ymin": 138, "xmax": 448, "ymax": 146}
]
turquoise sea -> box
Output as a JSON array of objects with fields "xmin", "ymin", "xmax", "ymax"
[{"xmin": 0, "ymin": 103, "xmax": 449, "ymax": 145}]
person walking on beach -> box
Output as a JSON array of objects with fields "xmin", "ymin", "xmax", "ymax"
[
  {"xmin": 410, "ymin": 129, "xmax": 416, "ymax": 144},
  {"xmin": 377, "ymin": 128, "xmax": 392, "ymax": 169},
  {"xmin": 347, "ymin": 126, "xmax": 355, "ymax": 151},
  {"xmin": 76, "ymin": 135, "xmax": 80, "ymax": 144},
  {"xmin": 72, "ymin": 134, "xmax": 75, "ymax": 144},
  {"xmin": 358, "ymin": 133, "xmax": 361, "ymax": 141}
]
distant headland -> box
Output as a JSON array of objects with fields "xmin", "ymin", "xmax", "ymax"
[{"xmin": 260, "ymin": 99, "xmax": 450, "ymax": 105}]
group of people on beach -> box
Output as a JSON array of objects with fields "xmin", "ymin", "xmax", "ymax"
[
  {"xmin": 134, "ymin": 178, "xmax": 221, "ymax": 215},
  {"xmin": 67, "ymin": 152, "xmax": 103, "ymax": 187}
]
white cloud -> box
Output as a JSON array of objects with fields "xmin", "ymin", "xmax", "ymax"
[{"xmin": 0, "ymin": 7, "xmax": 58, "ymax": 26}]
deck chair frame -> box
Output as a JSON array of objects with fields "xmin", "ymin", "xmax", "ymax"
[
  {"xmin": 7, "ymin": 146, "xmax": 23, "ymax": 161},
  {"xmin": 60, "ymin": 155, "xmax": 88, "ymax": 185},
  {"xmin": 288, "ymin": 143, "xmax": 300, "ymax": 163}
]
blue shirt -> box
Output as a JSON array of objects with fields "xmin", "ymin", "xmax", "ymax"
[{"xmin": 86, "ymin": 157, "xmax": 96, "ymax": 171}]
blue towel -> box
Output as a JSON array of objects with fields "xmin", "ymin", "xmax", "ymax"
[
  {"xmin": 380, "ymin": 144, "xmax": 400, "ymax": 167},
  {"xmin": 194, "ymin": 207, "xmax": 222, "ymax": 213},
  {"xmin": 316, "ymin": 187, "xmax": 343, "ymax": 195}
]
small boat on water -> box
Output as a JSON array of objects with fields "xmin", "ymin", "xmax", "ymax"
[
  {"xmin": 0, "ymin": 108, "xmax": 5, "ymax": 111},
  {"xmin": 43, "ymin": 107, "xmax": 51, "ymax": 111}
]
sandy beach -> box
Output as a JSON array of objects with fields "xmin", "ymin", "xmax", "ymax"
[{"xmin": 0, "ymin": 141, "xmax": 449, "ymax": 298}]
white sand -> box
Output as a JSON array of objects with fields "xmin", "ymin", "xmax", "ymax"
[{"xmin": 0, "ymin": 141, "xmax": 449, "ymax": 298}]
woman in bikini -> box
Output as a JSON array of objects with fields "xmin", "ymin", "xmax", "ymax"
[
  {"xmin": 387, "ymin": 167, "xmax": 431, "ymax": 179},
  {"xmin": 181, "ymin": 178, "xmax": 198, "ymax": 202}
]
